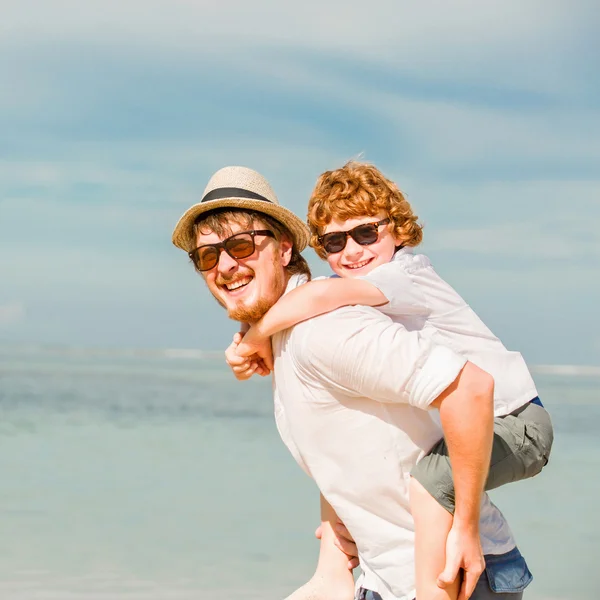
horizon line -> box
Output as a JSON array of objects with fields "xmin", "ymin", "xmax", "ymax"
[{"xmin": 1, "ymin": 342, "xmax": 599, "ymax": 376}]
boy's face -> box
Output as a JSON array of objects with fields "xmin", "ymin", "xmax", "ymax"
[{"xmin": 323, "ymin": 211, "xmax": 400, "ymax": 278}]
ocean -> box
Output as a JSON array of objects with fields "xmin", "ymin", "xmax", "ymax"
[{"xmin": 0, "ymin": 345, "xmax": 597, "ymax": 600}]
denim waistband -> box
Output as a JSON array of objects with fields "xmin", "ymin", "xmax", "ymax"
[{"xmin": 356, "ymin": 546, "xmax": 532, "ymax": 599}]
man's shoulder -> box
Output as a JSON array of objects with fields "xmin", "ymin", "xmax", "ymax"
[
  {"xmin": 294, "ymin": 304, "xmax": 390, "ymax": 333},
  {"xmin": 287, "ymin": 305, "xmax": 393, "ymax": 363}
]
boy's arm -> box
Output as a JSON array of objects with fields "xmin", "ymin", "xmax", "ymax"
[{"xmin": 236, "ymin": 278, "xmax": 387, "ymax": 358}]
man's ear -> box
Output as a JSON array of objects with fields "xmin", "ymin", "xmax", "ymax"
[{"xmin": 280, "ymin": 236, "xmax": 293, "ymax": 267}]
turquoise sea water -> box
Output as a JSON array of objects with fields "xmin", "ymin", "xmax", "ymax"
[{"xmin": 0, "ymin": 346, "xmax": 597, "ymax": 600}]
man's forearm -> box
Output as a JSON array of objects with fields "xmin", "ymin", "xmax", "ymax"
[{"xmin": 432, "ymin": 361, "xmax": 495, "ymax": 527}]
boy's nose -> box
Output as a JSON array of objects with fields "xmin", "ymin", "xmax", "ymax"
[{"xmin": 343, "ymin": 237, "xmax": 364, "ymax": 259}]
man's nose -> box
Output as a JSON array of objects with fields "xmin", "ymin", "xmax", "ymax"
[{"xmin": 216, "ymin": 248, "xmax": 239, "ymax": 274}]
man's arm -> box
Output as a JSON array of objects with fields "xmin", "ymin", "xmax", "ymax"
[{"xmin": 430, "ymin": 362, "xmax": 494, "ymax": 600}]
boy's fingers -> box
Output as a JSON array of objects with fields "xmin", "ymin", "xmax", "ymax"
[
  {"xmin": 235, "ymin": 365, "xmax": 256, "ymax": 380},
  {"xmin": 232, "ymin": 332, "xmax": 242, "ymax": 344},
  {"xmin": 263, "ymin": 352, "xmax": 274, "ymax": 371},
  {"xmin": 226, "ymin": 350, "xmax": 248, "ymax": 366}
]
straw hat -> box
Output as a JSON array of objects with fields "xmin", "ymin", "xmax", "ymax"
[{"xmin": 172, "ymin": 166, "xmax": 310, "ymax": 253}]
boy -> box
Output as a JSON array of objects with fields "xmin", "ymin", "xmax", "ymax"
[{"xmin": 228, "ymin": 161, "xmax": 553, "ymax": 599}]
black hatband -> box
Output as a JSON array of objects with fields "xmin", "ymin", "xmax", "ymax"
[{"xmin": 201, "ymin": 187, "xmax": 271, "ymax": 203}]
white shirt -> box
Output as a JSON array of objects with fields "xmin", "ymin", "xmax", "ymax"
[
  {"xmin": 359, "ymin": 248, "xmax": 538, "ymax": 416},
  {"xmin": 272, "ymin": 274, "xmax": 517, "ymax": 600}
]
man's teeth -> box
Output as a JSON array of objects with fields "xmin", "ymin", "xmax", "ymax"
[
  {"xmin": 225, "ymin": 277, "xmax": 252, "ymax": 291},
  {"xmin": 345, "ymin": 259, "xmax": 371, "ymax": 269}
]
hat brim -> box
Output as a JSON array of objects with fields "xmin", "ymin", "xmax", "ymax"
[{"xmin": 172, "ymin": 197, "xmax": 310, "ymax": 253}]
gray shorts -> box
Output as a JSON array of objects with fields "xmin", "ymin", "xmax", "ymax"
[
  {"xmin": 411, "ymin": 400, "xmax": 554, "ymax": 514},
  {"xmin": 357, "ymin": 546, "xmax": 532, "ymax": 599}
]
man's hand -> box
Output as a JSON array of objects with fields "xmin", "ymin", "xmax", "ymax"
[
  {"xmin": 224, "ymin": 331, "xmax": 271, "ymax": 380},
  {"xmin": 437, "ymin": 523, "xmax": 485, "ymax": 600},
  {"xmin": 315, "ymin": 522, "xmax": 359, "ymax": 570},
  {"xmin": 235, "ymin": 325, "xmax": 274, "ymax": 371}
]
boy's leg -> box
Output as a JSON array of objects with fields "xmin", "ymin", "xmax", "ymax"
[
  {"xmin": 410, "ymin": 477, "xmax": 459, "ymax": 600},
  {"xmin": 485, "ymin": 401, "xmax": 553, "ymax": 491},
  {"xmin": 411, "ymin": 400, "xmax": 554, "ymax": 514},
  {"xmin": 285, "ymin": 494, "xmax": 356, "ymax": 600}
]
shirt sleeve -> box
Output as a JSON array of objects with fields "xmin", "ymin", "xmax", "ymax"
[
  {"xmin": 358, "ymin": 261, "xmax": 429, "ymax": 317},
  {"xmin": 300, "ymin": 306, "xmax": 467, "ymax": 410}
]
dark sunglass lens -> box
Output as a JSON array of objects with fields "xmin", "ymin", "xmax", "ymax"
[
  {"xmin": 197, "ymin": 246, "xmax": 219, "ymax": 271},
  {"xmin": 323, "ymin": 233, "xmax": 347, "ymax": 254},
  {"xmin": 226, "ymin": 234, "xmax": 255, "ymax": 259},
  {"xmin": 353, "ymin": 224, "xmax": 379, "ymax": 246}
]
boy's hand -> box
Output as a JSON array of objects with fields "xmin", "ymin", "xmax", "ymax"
[
  {"xmin": 236, "ymin": 326, "xmax": 274, "ymax": 371},
  {"xmin": 225, "ymin": 331, "xmax": 271, "ymax": 380}
]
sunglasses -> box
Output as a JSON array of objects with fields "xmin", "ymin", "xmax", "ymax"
[
  {"xmin": 318, "ymin": 218, "xmax": 391, "ymax": 254},
  {"xmin": 189, "ymin": 229, "xmax": 275, "ymax": 272}
]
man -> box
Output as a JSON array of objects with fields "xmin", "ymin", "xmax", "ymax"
[{"xmin": 172, "ymin": 166, "xmax": 532, "ymax": 600}]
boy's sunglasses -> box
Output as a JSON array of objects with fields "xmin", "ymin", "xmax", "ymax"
[
  {"xmin": 318, "ymin": 218, "xmax": 390, "ymax": 254},
  {"xmin": 189, "ymin": 229, "xmax": 275, "ymax": 272}
]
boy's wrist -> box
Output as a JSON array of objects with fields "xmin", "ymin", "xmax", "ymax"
[{"xmin": 252, "ymin": 319, "xmax": 269, "ymax": 340}]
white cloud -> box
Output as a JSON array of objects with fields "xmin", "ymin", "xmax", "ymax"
[
  {"xmin": 0, "ymin": 303, "xmax": 25, "ymax": 326},
  {"xmin": 0, "ymin": 0, "xmax": 597, "ymax": 360},
  {"xmin": 1, "ymin": 0, "xmax": 594, "ymax": 93},
  {"xmin": 424, "ymin": 216, "xmax": 600, "ymax": 260}
]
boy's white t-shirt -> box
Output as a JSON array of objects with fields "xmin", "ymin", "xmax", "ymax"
[{"xmin": 355, "ymin": 247, "xmax": 538, "ymax": 416}]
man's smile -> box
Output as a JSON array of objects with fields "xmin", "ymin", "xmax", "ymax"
[{"xmin": 219, "ymin": 275, "xmax": 254, "ymax": 296}]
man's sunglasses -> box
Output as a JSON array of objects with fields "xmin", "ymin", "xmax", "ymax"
[
  {"xmin": 318, "ymin": 218, "xmax": 390, "ymax": 254},
  {"xmin": 189, "ymin": 229, "xmax": 275, "ymax": 272}
]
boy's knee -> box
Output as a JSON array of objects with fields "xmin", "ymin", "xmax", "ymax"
[{"xmin": 410, "ymin": 467, "xmax": 456, "ymax": 515}]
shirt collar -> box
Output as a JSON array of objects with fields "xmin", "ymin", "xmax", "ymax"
[
  {"xmin": 392, "ymin": 246, "xmax": 414, "ymax": 261},
  {"xmin": 284, "ymin": 273, "xmax": 309, "ymax": 295}
]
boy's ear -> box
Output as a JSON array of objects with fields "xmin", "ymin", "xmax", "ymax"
[
  {"xmin": 280, "ymin": 236, "xmax": 293, "ymax": 267},
  {"xmin": 392, "ymin": 226, "xmax": 405, "ymax": 247}
]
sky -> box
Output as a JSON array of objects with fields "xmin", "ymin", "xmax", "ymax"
[{"xmin": 0, "ymin": 0, "xmax": 598, "ymax": 365}]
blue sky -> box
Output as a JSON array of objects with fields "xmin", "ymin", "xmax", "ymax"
[{"xmin": 0, "ymin": 0, "xmax": 598, "ymax": 365}]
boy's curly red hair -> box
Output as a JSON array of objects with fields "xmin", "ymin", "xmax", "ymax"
[{"xmin": 308, "ymin": 161, "xmax": 423, "ymax": 259}]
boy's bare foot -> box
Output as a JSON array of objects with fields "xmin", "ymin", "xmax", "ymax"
[{"xmin": 284, "ymin": 572, "xmax": 355, "ymax": 600}]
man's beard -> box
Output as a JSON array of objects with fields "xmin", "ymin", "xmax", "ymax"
[
  {"xmin": 228, "ymin": 294, "xmax": 278, "ymax": 323},
  {"xmin": 217, "ymin": 255, "xmax": 287, "ymax": 324}
]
